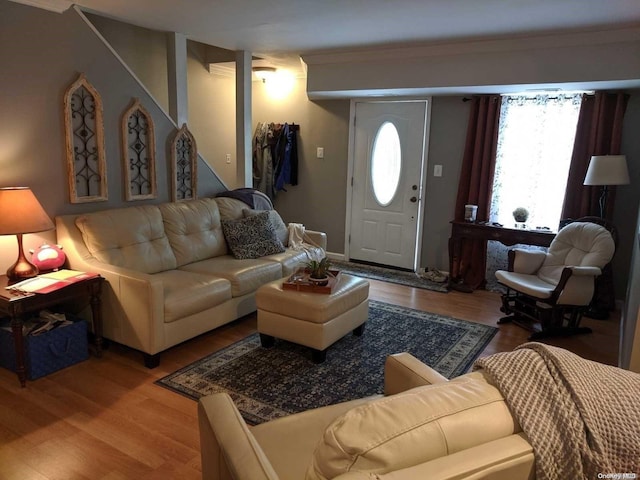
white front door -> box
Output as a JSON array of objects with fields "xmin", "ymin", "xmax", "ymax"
[{"xmin": 348, "ymin": 100, "xmax": 428, "ymax": 271}]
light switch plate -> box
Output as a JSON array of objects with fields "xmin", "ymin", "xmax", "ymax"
[
  {"xmin": 434, "ymin": 165, "xmax": 443, "ymax": 177},
  {"xmin": 317, "ymin": 147, "xmax": 324, "ymax": 159}
]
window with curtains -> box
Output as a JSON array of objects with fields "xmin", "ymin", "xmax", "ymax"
[
  {"xmin": 486, "ymin": 93, "xmax": 583, "ymax": 290},
  {"xmin": 490, "ymin": 93, "xmax": 583, "ymax": 228}
]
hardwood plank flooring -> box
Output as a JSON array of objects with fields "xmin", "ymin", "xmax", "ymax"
[{"xmin": 0, "ymin": 279, "xmax": 620, "ymax": 479}]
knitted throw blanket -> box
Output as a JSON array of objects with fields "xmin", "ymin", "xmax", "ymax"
[{"xmin": 474, "ymin": 343, "xmax": 640, "ymax": 480}]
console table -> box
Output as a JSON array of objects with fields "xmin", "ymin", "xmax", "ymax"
[
  {"xmin": 0, "ymin": 274, "xmax": 103, "ymax": 387},
  {"xmin": 448, "ymin": 221, "xmax": 556, "ymax": 291}
]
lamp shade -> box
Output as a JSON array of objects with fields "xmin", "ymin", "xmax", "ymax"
[
  {"xmin": 0, "ymin": 187, "xmax": 54, "ymax": 235},
  {"xmin": 583, "ymin": 155, "xmax": 630, "ymax": 186}
]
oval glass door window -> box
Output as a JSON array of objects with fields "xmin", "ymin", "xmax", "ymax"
[{"xmin": 371, "ymin": 121, "xmax": 402, "ymax": 206}]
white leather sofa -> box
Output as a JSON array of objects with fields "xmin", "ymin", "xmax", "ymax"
[
  {"xmin": 55, "ymin": 196, "xmax": 325, "ymax": 367},
  {"xmin": 198, "ymin": 352, "xmax": 535, "ymax": 480}
]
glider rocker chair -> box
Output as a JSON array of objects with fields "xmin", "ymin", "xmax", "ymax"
[{"xmin": 496, "ymin": 221, "xmax": 615, "ymax": 340}]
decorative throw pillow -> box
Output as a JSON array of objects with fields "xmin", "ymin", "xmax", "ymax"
[
  {"xmin": 243, "ymin": 208, "xmax": 289, "ymax": 247},
  {"xmin": 221, "ymin": 211, "xmax": 285, "ymax": 259}
]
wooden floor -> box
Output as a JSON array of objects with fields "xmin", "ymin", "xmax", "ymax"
[{"xmin": 0, "ymin": 279, "xmax": 620, "ymax": 479}]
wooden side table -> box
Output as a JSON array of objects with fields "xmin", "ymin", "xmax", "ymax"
[{"xmin": 0, "ymin": 274, "xmax": 104, "ymax": 387}]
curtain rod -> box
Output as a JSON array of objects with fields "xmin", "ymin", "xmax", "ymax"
[{"xmin": 462, "ymin": 92, "xmax": 594, "ymax": 102}]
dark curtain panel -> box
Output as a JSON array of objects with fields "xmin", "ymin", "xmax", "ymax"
[
  {"xmin": 561, "ymin": 91, "xmax": 629, "ymax": 313},
  {"xmin": 561, "ymin": 92, "xmax": 629, "ymax": 220},
  {"xmin": 453, "ymin": 95, "xmax": 501, "ymax": 290}
]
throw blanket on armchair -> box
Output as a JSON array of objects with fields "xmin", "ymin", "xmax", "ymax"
[{"xmin": 475, "ymin": 343, "xmax": 640, "ymax": 480}]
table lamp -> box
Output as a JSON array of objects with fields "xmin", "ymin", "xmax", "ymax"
[
  {"xmin": 0, "ymin": 187, "xmax": 55, "ymax": 281},
  {"xmin": 583, "ymin": 155, "xmax": 630, "ymax": 219}
]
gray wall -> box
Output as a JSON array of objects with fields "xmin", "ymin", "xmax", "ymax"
[
  {"xmin": 614, "ymin": 93, "xmax": 640, "ymax": 299},
  {"xmin": 186, "ymin": 44, "xmax": 237, "ymax": 188},
  {"xmin": 420, "ymin": 97, "xmax": 470, "ymax": 270},
  {"xmin": 86, "ymin": 13, "xmax": 238, "ymax": 189},
  {"xmin": 252, "ymin": 78, "xmax": 351, "ymax": 250},
  {"xmin": 85, "ymin": 13, "xmax": 170, "ymax": 112},
  {"xmin": 0, "ymin": 1, "xmax": 224, "ymax": 270}
]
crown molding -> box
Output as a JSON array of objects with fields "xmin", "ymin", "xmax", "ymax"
[
  {"xmin": 302, "ymin": 26, "xmax": 640, "ymax": 65},
  {"xmin": 8, "ymin": 0, "xmax": 71, "ymax": 13}
]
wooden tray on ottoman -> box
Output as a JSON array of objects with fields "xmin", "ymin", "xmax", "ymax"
[{"xmin": 282, "ymin": 269, "xmax": 341, "ymax": 294}]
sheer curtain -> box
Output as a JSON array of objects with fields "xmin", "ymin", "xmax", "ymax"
[{"xmin": 486, "ymin": 93, "xmax": 582, "ymax": 290}]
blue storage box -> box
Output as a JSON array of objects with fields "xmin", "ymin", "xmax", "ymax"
[{"xmin": 0, "ymin": 315, "xmax": 89, "ymax": 380}]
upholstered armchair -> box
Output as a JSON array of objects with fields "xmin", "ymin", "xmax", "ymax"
[{"xmin": 495, "ymin": 221, "xmax": 615, "ymax": 340}]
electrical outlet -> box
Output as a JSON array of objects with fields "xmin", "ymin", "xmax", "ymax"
[{"xmin": 225, "ymin": 153, "xmax": 231, "ymax": 164}]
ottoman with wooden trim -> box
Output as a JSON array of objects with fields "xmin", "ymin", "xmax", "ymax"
[{"xmin": 255, "ymin": 274, "xmax": 370, "ymax": 363}]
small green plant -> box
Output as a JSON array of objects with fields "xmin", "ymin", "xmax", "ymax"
[
  {"xmin": 512, "ymin": 207, "xmax": 529, "ymax": 222},
  {"xmin": 306, "ymin": 256, "xmax": 331, "ymax": 279}
]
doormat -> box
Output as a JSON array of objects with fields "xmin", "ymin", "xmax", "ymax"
[
  {"xmin": 156, "ymin": 300, "xmax": 496, "ymax": 425},
  {"xmin": 330, "ymin": 259, "xmax": 448, "ymax": 292}
]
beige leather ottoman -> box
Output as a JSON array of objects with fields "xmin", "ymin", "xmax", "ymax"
[{"xmin": 255, "ymin": 274, "xmax": 370, "ymax": 362}]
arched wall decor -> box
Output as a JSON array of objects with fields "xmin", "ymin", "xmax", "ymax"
[
  {"xmin": 121, "ymin": 98, "xmax": 157, "ymax": 201},
  {"xmin": 63, "ymin": 73, "xmax": 107, "ymax": 203},
  {"xmin": 171, "ymin": 124, "xmax": 198, "ymax": 202}
]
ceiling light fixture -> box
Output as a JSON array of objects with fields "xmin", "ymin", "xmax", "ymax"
[{"xmin": 253, "ymin": 66, "xmax": 277, "ymax": 83}]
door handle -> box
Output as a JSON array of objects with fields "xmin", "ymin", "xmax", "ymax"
[{"xmin": 410, "ymin": 196, "xmax": 417, "ymax": 203}]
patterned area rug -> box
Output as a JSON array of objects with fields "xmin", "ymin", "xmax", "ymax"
[
  {"xmin": 330, "ymin": 260, "xmax": 449, "ymax": 293},
  {"xmin": 156, "ymin": 300, "xmax": 496, "ymax": 425}
]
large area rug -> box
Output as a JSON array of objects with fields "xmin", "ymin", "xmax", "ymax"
[
  {"xmin": 156, "ymin": 300, "xmax": 496, "ymax": 424},
  {"xmin": 330, "ymin": 259, "xmax": 449, "ymax": 293}
]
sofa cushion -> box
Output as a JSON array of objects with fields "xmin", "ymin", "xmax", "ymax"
[
  {"xmin": 222, "ymin": 211, "xmax": 285, "ymax": 259},
  {"xmin": 153, "ymin": 270, "xmax": 232, "ymax": 323},
  {"xmin": 243, "ymin": 208, "xmax": 288, "ymax": 247},
  {"xmin": 306, "ymin": 373, "xmax": 519, "ymax": 480},
  {"xmin": 160, "ymin": 198, "xmax": 227, "ymax": 267},
  {"xmin": 75, "ymin": 205, "xmax": 177, "ymax": 274},
  {"xmin": 260, "ymin": 249, "xmax": 314, "ymax": 276},
  {"xmin": 180, "ymin": 256, "xmax": 283, "ymax": 297}
]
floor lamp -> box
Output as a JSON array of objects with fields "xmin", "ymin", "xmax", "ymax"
[
  {"xmin": 0, "ymin": 187, "xmax": 55, "ymax": 282},
  {"xmin": 583, "ymin": 155, "xmax": 630, "ymax": 219},
  {"xmin": 582, "ymin": 155, "xmax": 630, "ymax": 319}
]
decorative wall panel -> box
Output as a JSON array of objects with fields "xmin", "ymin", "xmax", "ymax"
[
  {"xmin": 121, "ymin": 99, "xmax": 156, "ymax": 201},
  {"xmin": 63, "ymin": 73, "xmax": 107, "ymax": 203},
  {"xmin": 171, "ymin": 124, "xmax": 198, "ymax": 202}
]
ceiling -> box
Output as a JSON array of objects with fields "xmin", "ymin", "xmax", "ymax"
[{"xmin": 12, "ymin": 0, "xmax": 640, "ymax": 74}]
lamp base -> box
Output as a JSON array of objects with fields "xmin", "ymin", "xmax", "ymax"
[
  {"xmin": 7, "ymin": 261, "xmax": 39, "ymax": 283},
  {"xmin": 6, "ymin": 234, "xmax": 39, "ymax": 283}
]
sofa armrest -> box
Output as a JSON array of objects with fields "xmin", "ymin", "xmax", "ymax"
[
  {"xmin": 303, "ymin": 230, "xmax": 327, "ymax": 251},
  {"xmin": 198, "ymin": 393, "xmax": 279, "ymax": 480},
  {"xmin": 553, "ymin": 266, "xmax": 601, "ymax": 306},
  {"xmin": 56, "ymin": 214, "xmax": 166, "ymax": 354},
  {"xmin": 384, "ymin": 353, "xmax": 448, "ymax": 396},
  {"xmin": 76, "ymin": 259, "xmax": 165, "ymax": 353},
  {"xmin": 568, "ymin": 266, "xmax": 601, "ymax": 276}
]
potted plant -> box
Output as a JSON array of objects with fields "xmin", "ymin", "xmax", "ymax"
[
  {"xmin": 305, "ymin": 256, "xmax": 332, "ymax": 286},
  {"xmin": 512, "ymin": 207, "xmax": 529, "ymax": 224}
]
